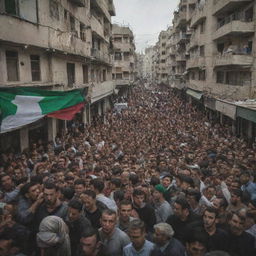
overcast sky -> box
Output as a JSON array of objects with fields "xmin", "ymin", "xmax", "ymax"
[{"xmin": 112, "ymin": 0, "xmax": 180, "ymax": 53}]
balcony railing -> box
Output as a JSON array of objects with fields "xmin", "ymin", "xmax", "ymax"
[
  {"xmin": 214, "ymin": 53, "xmax": 253, "ymax": 66},
  {"xmin": 187, "ymin": 57, "xmax": 205, "ymax": 69},
  {"xmin": 190, "ymin": 2, "xmax": 207, "ymax": 28},
  {"xmin": 213, "ymin": 0, "xmax": 252, "ymax": 16},
  {"xmin": 68, "ymin": 0, "xmax": 85, "ymax": 7},
  {"xmin": 91, "ymin": 48, "xmax": 111, "ymax": 64}
]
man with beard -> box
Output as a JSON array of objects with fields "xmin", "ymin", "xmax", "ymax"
[
  {"xmin": 202, "ymin": 207, "xmax": 228, "ymax": 252},
  {"xmin": 227, "ymin": 211, "xmax": 255, "ymax": 256},
  {"xmin": 35, "ymin": 182, "xmax": 68, "ymax": 229},
  {"xmin": 226, "ymin": 189, "xmax": 246, "ymax": 212}
]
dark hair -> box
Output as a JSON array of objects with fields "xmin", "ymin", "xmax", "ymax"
[
  {"xmin": 91, "ymin": 178, "xmax": 104, "ymax": 193},
  {"xmin": 186, "ymin": 227, "xmax": 208, "ymax": 247},
  {"xmin": 68, "ymin": 199, "xmax": 83, "ymax": 211},
  {"xmin": 101, "ymin": 209, "xmax": 117, "ymax": 217},
  {"xmin": 119, "ymin": 199, "xmax": 133, "ymax": 208},
  {"xmin": 110, "ymin": 178, "xmax": 122, "ymax": 188},
  {"xmin": 20, "ymin": 182, "xmax": 38, "ymax": 196},
  {"xmin": 81, "ymin": 226, "xmax": 100, "ymax": 241},
  {"xmin": 203, "ymin": 207, "xmax": 218, "ymax": 218},
  {"xmin": 180, "ymin": 175, "xmax": 194, "ymax": 187},
  {"xmin": 113, "ymin": 190, "xmax": 124, "ymax": 202},
  {"xmin": 82, "ymin": 190, "xmax": 96, "ymax": 199},
  {"xmin": 129, "ymin": 174, "xmax": 139, "ymax": 186},
  {"xmin": 44, "ymin": 182, "xmax": 58, "ymax": 191},
  {"xmin": 186, "ymin": 189, "xmax": 201, "ymax": 202},
  {"xmin": 133, "ymin": 189, "xmax": 146, "ymax": 197},
  {"xmin": 175, "ymin": 197, "xmax": 190, "ymax": 210},
  {"xmin": 60, "ymin": 187, "xmax": 75, "ymax": 200},
  {"xmin": 74, "ymin": 179, "xmax": 86, "ymax": 186},
  {"xmin": 232, "ymin": 189, "xmax": 243, "ymax": 198},
  {"xmin": 150, "ymin": 176, "xmax": 160, "ymax": 186},
  {"xmin": 128, "ymin": 219, "xmax": 145, "ymax": 233}
]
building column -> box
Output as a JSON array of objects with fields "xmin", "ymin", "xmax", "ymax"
[
  {"xmin": 247, "ymin": 121, "xmax": 253, "ymax": 139},
  {"xmin": 20, "ymin": 127, "xmax": 29, "ymax": 152},
  {"xmin": 47, "ymin": 118, "xmax": 57, "ymax": 142}
]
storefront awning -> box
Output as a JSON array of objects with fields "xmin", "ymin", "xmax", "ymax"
[
  {"xmin": 216, "ymin": 100, "xmax": 236, "ymax": 120},
  {"xmin": 237, "ymin": 107, "xmax": 256, "ymax": 123},
  {"xmin": 186, "ymin": 89, "xmax": 203, "ymax": 100},
  {"xmin": 204, "ymin": 97, "xmax": 216, "ymax": 110}
]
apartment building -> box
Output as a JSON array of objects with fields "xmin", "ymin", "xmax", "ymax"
[
  {"xmin": 142, "ymin": 46, "xmax": 154, "ymax": 80},
  {"xmin": 149, "ymin": 0, "xmax": 256, "ymax": 142},
  {"xmin": 0, "ymin": 0, "xmax": 115, "ymax": 152},
  {"xmin": 112, "ymin": 24, "xmax": 136, "ymax": 97}
]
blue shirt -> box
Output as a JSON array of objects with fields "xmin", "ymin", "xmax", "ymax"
[
  {"xmin": 241, "ymin": 181, "xmax": 256, "ymax": 200},
  {"xmin": 123, "ymin": 240, "xmax": 154, "ymax": 256}
]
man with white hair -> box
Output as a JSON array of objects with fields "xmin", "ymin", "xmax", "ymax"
[{"xmin": 150, "ymin": 223, "xmax": 185, "ymax": 256}]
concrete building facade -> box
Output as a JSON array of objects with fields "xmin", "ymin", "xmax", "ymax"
[
  {"xmin": 112, "ymin": 24, "xmax": 136, "ymax": 97},
  {"xmin": 148, "ymin": 0, "xmax": 256, "ymax": 142},
  {"xmin": 0, "ymin": 0, "xmax": 116, "ymax": 152}
]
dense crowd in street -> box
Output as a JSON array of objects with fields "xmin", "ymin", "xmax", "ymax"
[{"xmin": 0, "ymin": 84, "xmax": 256, "ymax": 256}]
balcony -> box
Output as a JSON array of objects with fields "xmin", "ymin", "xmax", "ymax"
[
  {"xmin": 177, "ymin": 33, "xmax": 189, "ymax": 44},
  {"xmin": 187, "ymin": 57, "xmax": 205, "ymax": 69},
  {"xmin": 91, "ymin": 81, "xmax": 115, "ymax": 103},
  {"xmin": 213, "ymin": 0, "xmax": 252, "ymax": 16},
  {"xmin": 91, "ymin": 15, "xmax": 104, "ymax": 39},
  {"xmin": 180, "ymin": 0, "xmax": 188, "ymax": 7},
  {"xmin": 91, "ymin": 48, "xmax": 111, "ymax": 64},
  {"xmin": 214, "ymin": 20, "xmax": 254, "ymax": 40},
  {"xmin": 188, "ymin": 0, "xmax": 197, "ymax": 4},
  {"xmin": 176, "ymin": 53, "xmax": 186, "ymax": 62},
  {"xmin": 176, "ymin": 11, "xmax": 187, "ymax": 27},
  {"xmin": 91, "ymin": 0, "xmax": 111, "ymax": 21},
  {"xmin": 214, "ymin": 54, "xmax": 253, "ymax": 67},
  {"xmin": 190, "ymin": 5, "xmax": 207, "ymax": 28},
  {"xmin": 68, "ymin": 0, "xmax": 85, "ymax": 7}
]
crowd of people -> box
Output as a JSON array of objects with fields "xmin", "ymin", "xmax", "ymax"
[{"xmin": 0, "ymin": 84, "xmax": 256, "ymax": 256}]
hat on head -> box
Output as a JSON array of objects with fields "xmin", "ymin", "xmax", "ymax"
[{"xmin": 155, "ymin": 184, "xmax": 166, "ymax": 194}]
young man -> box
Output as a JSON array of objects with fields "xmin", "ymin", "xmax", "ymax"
[
  {"xmin": 123, "ymin": 219, "xmax": 154, "ymax": 256},
  {"xmin": 79, "ymin": 227, "xmax": 106, "ymax": 256},
  {"xmin": 203, "ymin": 207, "xmax": 228, "ymax": 252},
  {"xmin": 80, "ymin": 190, "xmax": 102, "ymax": 229},
  {"xmin": 65, "ymin": 199, "xmax": 92, "ymax": 256},
  {"xmin": 98, "ymin": 209, "xmax": 130, "ymax": 256},
  {"xmin": 152, "ymin": 184, "xmax": 173, "ymax": 223},
  {"xmin": 117, "ymin": 200, "xmax": 136, "ymax": 233},
  {"xmin": 133, "ymin": 189, "xmax": 156, "ymax": 233}
]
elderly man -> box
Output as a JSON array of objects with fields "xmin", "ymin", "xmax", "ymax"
[{"xmin": 150, "ymin": 223, "xmax": 185, "ymax": 256}]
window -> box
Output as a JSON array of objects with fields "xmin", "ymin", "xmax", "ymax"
[
  {"xmin": 116, "ymin": 73, "xmax": 122, "ymax": 79},
  {"xmin": 6, "ymin": 51, "xmax": 19, "ymax": 81},
  {"xmin": 5, "ymin": 0, "xmax": 18, "ymax": 15},
  {"xmin": 64, "ymin": 9, "xmax": 68, "ymax": 20},
  {"xmin": 161, "ymin": 59, "xmax": 166, "ymax": 63},
  {"xmin": 91, "ymin": 69, "xmax": 95, "ymax": 82},
  {"xmin": 83, "ymin": 65, "xmax": 89, "ymax": 83},
  {"xmin": 123, "ymin": 37, "xmax": 129, "ymax": 43},
  {"xmin": 114, "ymin": 52, "xmax": 122, "ymax": 61},
  {"xmin": 162, "ymin": 51, "xmax": 166, "ymax": 55},
  {"xmin": 200, "ymin": 46, "xmax": 205, "ymax": 57},
  {"xmin": 70, "ymin": 15, "xmax": 76, "ymax": 32},
  {"xmin": 123, "ymin": 72, "xmax": 129, "ymax": 79},
  {"xmin": 216, "ymin": 71, "xmax": 224, "ymax": 83},
  {"xmin": 50, "ymin": 0, "xmax": 59, "ymax": 20},
  {"xmin": 123, "ymin": 52, "xmax": 129, "ymax": 61},
  {"xmin": 199, "ymin": 70, "xmax": 206, "ymax": 81},
  {"xmin": 67, "ymin": 63, "xmax": 75, "ymax": 87},
  {"xmin": 114, "ymin": 37, "xmax": 122, "ymax": 43},
  {"xmin": 116, "ymin": 67, "xmax": 122, "ymax": 72},
  {"xmin": 200, "ymin": 21, "xmax": 205, "ymax": 34},
  {"xmin": 190, "ymin": 71, "xmax": 195, "ymax": 80},
  {"xmin": 103, "ymin": 69, "xmax": 106, "ymax": 81},
  {"xmin": 30, "ymin": 55, "xmax": 41, "ymax": 81},
  {"xmin": 80, "ymin": 23, "xmax": 86, "ymax": 41}
]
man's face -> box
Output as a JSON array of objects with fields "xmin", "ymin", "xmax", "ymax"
[
  {"xmin": 14, "ymin": 169, "xmax": 22, "ymax": 180},
  {"xmin": 186, "ymin": 241, "xmax": 206, "ymax": 256},
  {"xmin": 162, "ymin": 177, "xmax": 171, "ymax": 188},
  {"xmin": 58, "ymin": 158, "xmax": 65, "ymax": 168},
  {"xmin": 1, "ymin": 176, "xmax": 13, "ymax": 191},
  {"xmin": 229, "ymin": 214, "xmax": 244, "ymax": 236},
  {"xmin": 68, "ymin": 207, "xmax": 81, "ymax": 222},
  {"xmin": 230, "ymin": 194, "xmax": 239, "ymax": 205},
  {"xmin": 55, "ymin": 172, "xmax": 65, "ymax": 182},
  {"xmin": 153, "ymin": 228, "xmax": 168, "ymax": 246},
  {"xmin": 129, "ymin": 228, "xmax": 145, "ymax": 251},
  {"xmin": 240, "ymin": 174, "xmax": 249, "ymax": 185},
  {"xmin": 100, "ymin": 213, "xmax": 116, "ymax": 235},
  {"xmin": 27, "ymin": 184, "xmax": 40, "ymax": 201},
  {"xmin": 173, "ymin": 203, "xmax": 185, "ymax": 219},
  {"xmin": 203, "ymin": 210, "xmax": 216, "ymax": 229},
  {"xmin": 133, "ymin": 195, "xmax": 145, "ymax": 208},
  {"xmin": 80, "ymin": 235, "xmax": 98, "ymax": 256},
  {"xmin": 75, "ymin": 184, "xmax": 85, "ymax": 196},
  {"xmin": 119, "ymin": 204, "xmax": 132, "ymax": 222},
  {"xmin": 80, "ymin": 194, "xmax": 95, "ymax": 211},
  {"xmin": 43, "ymin": 188, "xmax": 58, "ymax": 206},
  {"xmin": 152, "ymin": 190, "xmax": 161, "ymax": 201}
]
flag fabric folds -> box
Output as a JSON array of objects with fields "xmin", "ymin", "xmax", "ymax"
[{"xmin": 0, "ymin": 87, "xmax": 85, "ymax": 133}]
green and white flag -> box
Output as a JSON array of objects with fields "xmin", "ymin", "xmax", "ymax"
[{"xmin": 0, "ymin": 87, "xmax": 85, "ymax": 133}]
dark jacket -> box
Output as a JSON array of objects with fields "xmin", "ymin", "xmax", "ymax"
[{"xmin": 150, "ymin": 238, "xmax": 185, "ymax": 256}]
